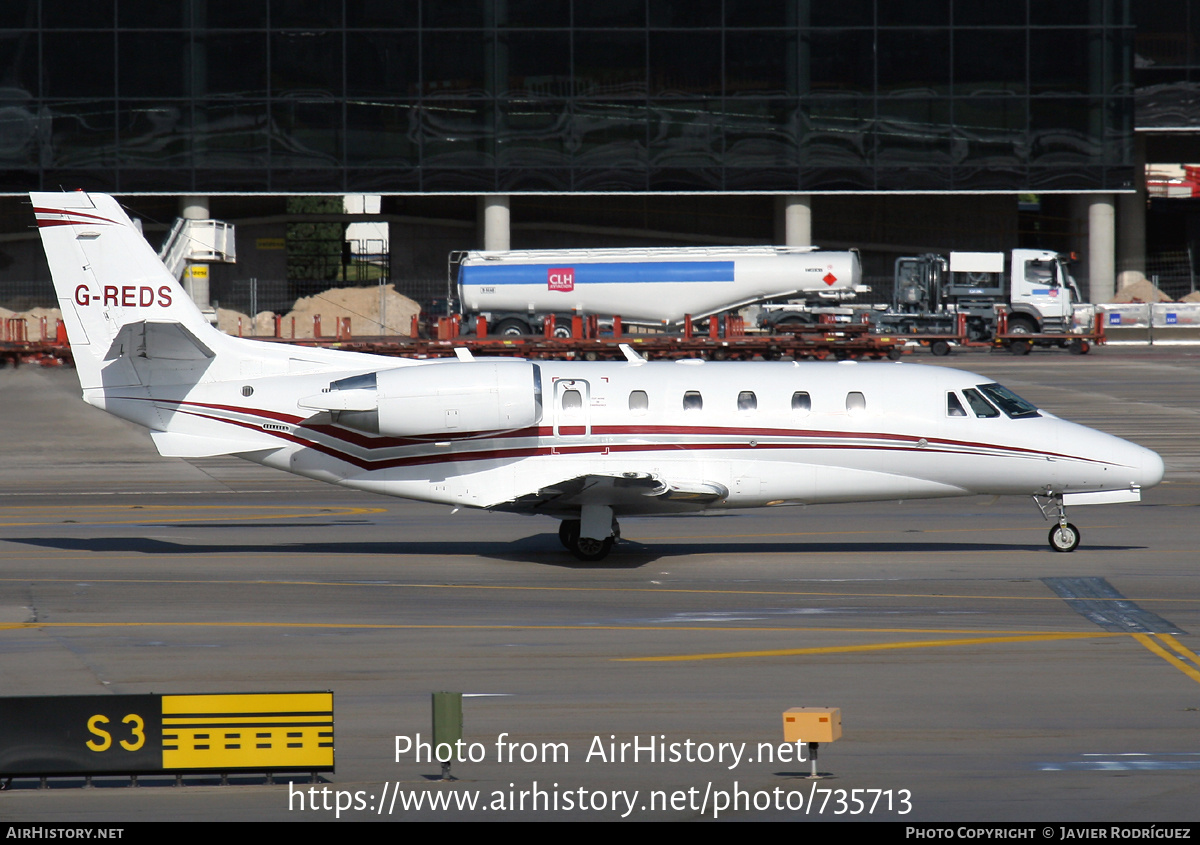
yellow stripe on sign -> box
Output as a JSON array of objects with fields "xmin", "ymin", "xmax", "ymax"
[
  {"xmin": 162, "ymin": 693, "xmax": 332, "ymax": 715},
  {"xmin": 161, "ymin": 693, "xmax": 333, "ymax": 770}
]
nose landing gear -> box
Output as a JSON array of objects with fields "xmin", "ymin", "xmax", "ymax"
[{"xmin": 1035, "ymin": 494, "xmax": 1081, "ymax": 553}]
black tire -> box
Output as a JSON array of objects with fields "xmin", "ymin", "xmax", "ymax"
[
  {"xmin": 1009, "ymin": 339, "xmax": 1032, "ymax": 356},
  {"xmin": 930, "ymin": 340, "xmax": 951, "ymax": 357},
  {"xmin": 1007, "ymin": 316, "xmax": 1037, "ymax": 335},
  {"xmin": 771, "ymin": 316, "xmax": 812, "ymax": 334},
  {"xmin": 571, "ymin": 535, "xmax": 614, "ymax": 562},
  {"xmin": 1049, "ymin": 523, "xmax": 1081, "ymax": 553},
  {"xmin": 493, "ymin": 318, "xmax": 531, "ymax": 337},
  {"xmin": 559, "ymin": 518, "xmax": 616, "ymax": 561},
  {"xmin": 886, "ymin": 346, "xmax": 903, "ymax": 360},
  {"xmin": 558, "ymin": 519, "xmax": 580, "ymax": 551},
  {"xmin": 1069, "ymin": 339, "xmax": 1089, "ymax": 355}
]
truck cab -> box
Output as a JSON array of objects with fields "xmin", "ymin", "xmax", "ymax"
[{"xmin": 1005, "ymin": 249, "xmax": 1079, "ymax": 334}]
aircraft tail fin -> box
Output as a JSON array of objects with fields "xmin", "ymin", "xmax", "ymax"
[{"xmin": 32, "ymin": 191, "xmax": 223, "ymax": 389}]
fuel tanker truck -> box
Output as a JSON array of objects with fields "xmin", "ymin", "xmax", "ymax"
[{"xmin": 452, "ymin": 246, "xmax": 864, "ymax": 336}]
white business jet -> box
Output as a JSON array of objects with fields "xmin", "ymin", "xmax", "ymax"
[{"xmin": 32, "ymin": 192, "xmax": 1163, "ymax": 561}]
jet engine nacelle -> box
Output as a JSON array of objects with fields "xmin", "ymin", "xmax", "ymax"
[{"xmin": 307, "ymin": 359, "xmax": 543, "ymax": 437}]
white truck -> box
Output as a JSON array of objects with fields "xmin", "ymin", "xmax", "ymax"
[
  {"xmin": 877, "ymin": 249, "xmax": 1083, "ymax": 341},
  {"xmin": 452, "ymin": 246, "xmax": 863, "ymax": 335}
]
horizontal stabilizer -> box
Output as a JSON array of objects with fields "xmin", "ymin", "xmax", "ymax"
[
  {"xmin": 106, "ymin": 321, "xmax": 214, "ymax": 362},
  {"xmin": 150, "ymin": 430, "xmax": 281, "ymax": 458}
]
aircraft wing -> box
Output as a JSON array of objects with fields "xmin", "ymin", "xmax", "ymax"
[{"xmin": 491, "ymin": 472, "xmax": 728, "ymax": 516}]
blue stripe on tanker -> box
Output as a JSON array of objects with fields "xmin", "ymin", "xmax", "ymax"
[{"xmin": 459, "ymin": 261, "xmax": 736, "ymax": 285}]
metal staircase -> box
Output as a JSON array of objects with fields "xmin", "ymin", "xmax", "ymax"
[{"xmin": 157, "ymin": 217, "xmax": 237, "ymax": 280}]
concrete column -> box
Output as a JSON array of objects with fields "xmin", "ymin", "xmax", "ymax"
[
  {"xmin": 479, "ymin": 195, "xmax": 510, "ymax": 251},
  {"xmin": 1088, "ymin": 194, "xmax": 1116, "ymax": 304},
  {"xmin": 180, "ymin": 195, "xmax": 210, "ymax": 220},
  {"xmin": 775, "ymin": 195, "xmax": 812, "ymax": 246},
  {"xmin": 1117, "ymin": 135, "xmax": 1147, "ymax": 290}
]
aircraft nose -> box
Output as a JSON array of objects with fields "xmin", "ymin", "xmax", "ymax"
[{"xmin": 1138, "ymin": 446, "xmax": 1165, "ymax": 490}]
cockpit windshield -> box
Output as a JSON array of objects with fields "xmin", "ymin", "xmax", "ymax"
[{"xmin": 976, "ymin": 383, "xmax": 1040, "ymax": 418}]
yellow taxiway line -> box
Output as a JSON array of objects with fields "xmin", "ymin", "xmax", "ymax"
[
  {"xmin": 616, "ymin": 632, "xmax": 1114, "ymax": 662},
  {"xmin": 1133, "ymin": 633, "xmax": 1200, "ymax": 685},
  {"xmin": 0, "ymin": 505, "xmax": 385, "ymax": 527},
  {"xmin": 0, "ymin": 576, "xmax": 1196, "ymax": 604}
]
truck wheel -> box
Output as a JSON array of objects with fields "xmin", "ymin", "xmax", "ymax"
[
  {"xmin": 1069, "ymin": 339, "xmax": 1089, "ymax": 355},
  {"xmin": 771, "ymin": 316, "xmax": 811, "ymax": 334},
  {"xmin": 886, "ymin": 346, "xmax": 903, "ymax": 360},
  {"xmin": 1007, "ymin": 316, "xmax": 1037, "ymax": 335},
  {"xmin": 493, "ymin": 318, "xmax": 531, "ymax": 337},
  {"xmin": 930, "ymin": 340, "xmax": 951, "ymax": 357},
  {"xmin": 552, "ymin": 323, "xmax": 573, "ymax": 339},
  {"xmin": 1009, "ymin": 340, "xmax": 1032, "ymax": 356}
]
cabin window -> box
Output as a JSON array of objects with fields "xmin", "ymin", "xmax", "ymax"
[
  {"xmin": 846, "ymin": 391, "xmax": 866, "ymax": 414},
  {"xmin": 962, "ymin": 388, "xmax": 1000, "ymax": 418},
  {"xmin": 791, "ymin": 391, "xmax": 811, "ymax": 413},
  {"xmin": 947, "ymin": 392, "xmax": 967, "ymax": 417},
  {"xmin": 628, "ymin": 390, "xmax": 649, "ymax": 414},
  {"xmin": 737, "ymin": 391, "xmax": 757, "ymax": 412},
  {"xmin": 683, "ymin": 391, "xmax": 703, "ymax": 411},
  {"xmin": 561, "ymin": 389, "xmax": 583, "ymax": 414}
]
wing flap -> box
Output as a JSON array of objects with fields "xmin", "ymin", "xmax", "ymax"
[{"xmin": 491, "ymin": 472, "xmax": 728, "ymax": 514}]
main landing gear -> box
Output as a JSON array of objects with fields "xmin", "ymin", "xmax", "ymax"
[
  {"xmin": 1035, "ymin": 494, "xmax": 1081, "ymax": 553},
  {"xmin": 558, "ymin": 506, "xmax": 621, "ymax": 562}
]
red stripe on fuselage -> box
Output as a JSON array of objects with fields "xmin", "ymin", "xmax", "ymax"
[
  {"xmin": 149, "ymin": 397, "xmax": 1084, "ymax": 464},
  {"xmin": 170, "ymin": 404, "xmax": 1116, "ymax": 474}
]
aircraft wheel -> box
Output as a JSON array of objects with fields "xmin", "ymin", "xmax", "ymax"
[
  {"xmin": 558, "ymin": 519, "xmax": 580, "ymax": 551},
  {"xmin": 571, "ymin": 535, "xmax": 614, "ymax": 562},
  {"xmin": 1049, "ymin": 522, "xmax": 1081, "ymax": 553},
  {"xmin": 493, "ymin": 318, "xmax": 531, "ymax": 337},
  {"xmin": 930, "ymin": 340, "xmax": 951, "ymax": 357}
]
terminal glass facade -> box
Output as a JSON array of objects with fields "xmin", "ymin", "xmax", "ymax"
[
  {"xmin": 1134, "ymin": 0, "xmax": 1200, "ymax": 128},
  {"xmin": 0, "ymin": 0, "xmax": 1134, "ymax": 193}
]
